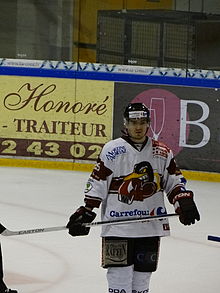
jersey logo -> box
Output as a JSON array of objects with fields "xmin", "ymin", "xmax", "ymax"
[
  {"xmin": 106, "ymin": 146, "xmax": 126, "ymax": 161},
  {"xmin": 118, "ymin": 161, "xmax": 160, "ymax": 204}
]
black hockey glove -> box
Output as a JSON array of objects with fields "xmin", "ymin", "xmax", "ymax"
[
  {"xmin": 173, "ymin": 191, "xmax": 200, "ymax": 225},
  {"xmin": 66, "ymin": 206, "xmax": 96, "ymax": 236}
]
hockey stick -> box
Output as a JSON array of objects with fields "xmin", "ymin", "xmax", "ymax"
[
  {"xmin": 207, "ymin": 235, "xmax": 220, "ymax": 243},
  {"xmin": 0, "ymin": 223, "xmax": 66, "ymax": 236},
  {"xmin": 85, "ymin": 213, "xmax": 178, "ymax": 227},
  {"xmin": 0, "ymin": 213, "xmax": 178, "ymax": 236}
]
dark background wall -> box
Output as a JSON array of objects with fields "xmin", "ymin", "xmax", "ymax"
[{"xmin": 0, "ymin": 0, "xmax": 73, "ymax": 60}]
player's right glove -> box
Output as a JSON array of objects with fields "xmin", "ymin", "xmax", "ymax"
[
  {"xmin": 173, "ymin": 191, "xmax": 200, "ymax": 225},
  {"xmin": 66, "ymin": 206, "xmax": 96, "ymax": 236}
]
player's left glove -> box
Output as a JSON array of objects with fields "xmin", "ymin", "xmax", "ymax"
[
  {"xmin": 173, "ymin": 191, "xmax": 200, "ymax": 225},
  {"xmin": 66, "ymin": 206, "xmax": 96, "ymax": 236}
]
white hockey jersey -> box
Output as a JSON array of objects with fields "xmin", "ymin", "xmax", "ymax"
[{"xmin": 84, "ymin": 136, "xmax": 186, "ymax": 238}]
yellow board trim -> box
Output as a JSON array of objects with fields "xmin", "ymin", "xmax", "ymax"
[
  {"xmin": 181, "ymin": 170, "xmax": 220, "ymax": 182},
  {"xmin": 0, "ymin": 158, "xmax": 220, "ymax": 182},
  {"xmin": 0, "ymin": 158, "xmax": 94, "ymax": 172}
]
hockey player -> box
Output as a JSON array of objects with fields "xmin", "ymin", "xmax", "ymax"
[
  {"xmin": 67, "ymin": 102, "xmax": 200, "ymax": 293},
  {"xmin": 0, "ymin": 243, "xmax": 17, "ymax": 293}
]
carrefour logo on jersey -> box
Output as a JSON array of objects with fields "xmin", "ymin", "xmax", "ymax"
[
  {"xmin": 110, "ymin": 209, "xmax": 150, "ymax": 217},
  {"xmin": 110, "ymin": 207, "xmax": 166, "ymax": 218},
  {"xmin": 106, "ymin": 146, "xmax": 126, "ymax": 161}
]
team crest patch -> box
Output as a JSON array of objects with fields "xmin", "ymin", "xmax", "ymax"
[
  {"xmin": 84, "ymin": 181, "xmax": 93, "ymax": 193},
  {"xmin": 118, "ymin": 161, "xmax": 159, "ymax": 204}
]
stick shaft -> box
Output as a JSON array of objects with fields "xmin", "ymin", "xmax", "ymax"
[
  {"xmin": 84, "ymin": 213, "xmax": 178, "ymax": 227},
  {"xmin": 207, "ymin": 235, "xmax": 220, "ymax": 243},
  {"xmin": 1, "ymin": 213, "xmax": 178, "ymax": 236}
]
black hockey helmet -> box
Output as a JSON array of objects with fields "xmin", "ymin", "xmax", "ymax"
[{"xmin": 124, "ymin": 103, "xmax": 150, "ymax": 122}]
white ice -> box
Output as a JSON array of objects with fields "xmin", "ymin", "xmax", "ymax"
[{"xmin": 0, "ymin": 167, "xmax": 219, "ymax": 293}]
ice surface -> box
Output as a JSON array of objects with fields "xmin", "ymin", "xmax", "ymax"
[{"xmin": 0, "ymin": 167, "xmax": 219, "ymax": 293}]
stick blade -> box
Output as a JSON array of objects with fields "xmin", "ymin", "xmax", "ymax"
[{"xmin": 0, "ymin": 223, "xmax": 6, "ymax": 234}]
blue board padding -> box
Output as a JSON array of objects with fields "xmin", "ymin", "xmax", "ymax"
[{"xmin": 1, "ymin": 65, "xmax": 220, "ymax": 89}]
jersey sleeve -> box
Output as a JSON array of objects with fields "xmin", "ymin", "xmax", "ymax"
[
  {"xmin": 84, "ymin": 141, "xmax": 115, "ymax": 208},
  {"xmin": 160, "ymin": 148, "xmax": 187, "ymax": 204},
  {"xmin": 151, "ymin": 139, "xmax": 187, "ymax": 204}
]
